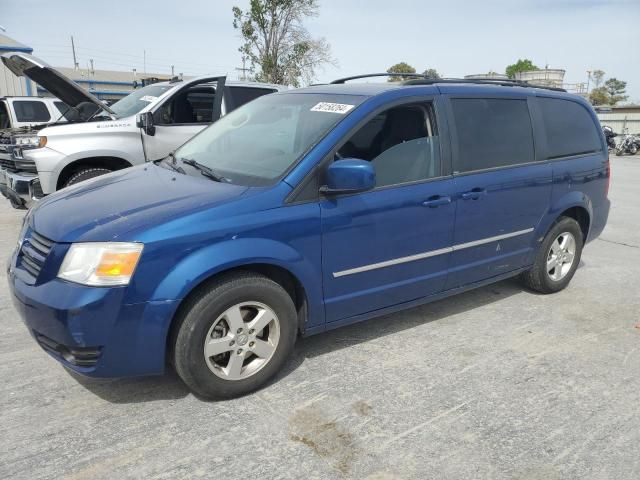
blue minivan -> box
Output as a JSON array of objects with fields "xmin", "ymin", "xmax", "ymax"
[{"xmin": 8, "ymin": 75, "xmax": 610, "ymax": 398}]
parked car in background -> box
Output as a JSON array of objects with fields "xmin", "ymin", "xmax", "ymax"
[
  {"xmin": 0, "ymin": 53, "xmax": 285, "ymax": 209},
  {"xmin": 8, "ymin": 75, "xmax": 610, "ymax": 399},
  {"xmin": 0, "ymin": 95, "xmax": 71, "ymax": 208},
  {"xmin": 0, "ymin": 96, "xmax": 69, "ymax": 131}
]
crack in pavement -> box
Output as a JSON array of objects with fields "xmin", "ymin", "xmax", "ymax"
[{"xmin": 596, "ymin": 238, "xmax": 640, "ymax": 249}]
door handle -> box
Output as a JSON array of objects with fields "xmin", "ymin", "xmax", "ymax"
[
  {"xmin": 422, "ymin": 195, "xmax": 451, "ymax": 208},
  {"xmin": 461, "ymin": 188, "xmax": 486, "ymax": 200}
]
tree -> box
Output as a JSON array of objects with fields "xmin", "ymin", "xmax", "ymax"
[
  {"xmin": 604, "ymin": 78, "xmax": 628, "ymax": 105},
  {"xmin": 505, "ymin": 59, "xmax": 539, "ymax": 79},
  {"xmin": 422, "ymin": 68, "xmax": 440, "ymax": 80},
  {"xmin": 232, "ymin": 0, "xmax": 335, "ymax": 87},
  {"xmin": 386, "ymin": 62, "xmax": 416, "ymax": 82},
  {"xmin": 589, "ymin": 87, "xmax": 609, "ymax": 106},
  {"xmin": 591, "ymin": 69, "xmax": 605, "ymax": 88}
]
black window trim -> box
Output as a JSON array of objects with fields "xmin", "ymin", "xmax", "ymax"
[{"xmin": 445, "ymin": 94, "xmax": 541, "ymax": 177}]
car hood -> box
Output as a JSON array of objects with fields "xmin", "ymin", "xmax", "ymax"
[
  {"xmin": 1, "ymin": 52, "xmax": 115, "ymax": 115},
  {"xmin": 30, "ymin": 164, "xmax": 249, "ymax": 242}
]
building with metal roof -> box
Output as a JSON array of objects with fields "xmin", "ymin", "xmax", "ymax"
[
  {"xmin": 0, "ymin": 33, "xmax": 37, "ymax": 96},
  {"xmin": 38, "ymin": 67, "xmax": 175, "ymax": 102}
]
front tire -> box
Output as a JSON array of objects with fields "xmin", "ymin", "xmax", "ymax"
[
  {"xmin": 521, "ymin": 216, "xmax": 583, "ymax": 294},
  {"xmin": 63, "ymin": 167, "xmax": 113, "ymax": 188},
  {"xmin": 173, "ymin": 272, "xmax": 297, "ymax": 399}
]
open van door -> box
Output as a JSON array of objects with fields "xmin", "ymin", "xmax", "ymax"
[{"xmin": 138, "ymin": 76, "xmax": 226, "ymax": 161}]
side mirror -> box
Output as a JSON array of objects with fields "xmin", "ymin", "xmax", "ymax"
[
  {"xmin": 320, "ymin": 159, "xmax": 375, "ymax": 195},
  {"xmin": 136, "ymin": 111, "xmax": 155, "ymax": 136}
]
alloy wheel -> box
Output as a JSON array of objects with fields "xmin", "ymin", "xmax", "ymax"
[
  {"xmin": 546, "ymin": 232, "xmax": 577, "ymax": 281},
  {"xmin": 203, "ymin": 302, "xmax": 280, "ymax": 380}
]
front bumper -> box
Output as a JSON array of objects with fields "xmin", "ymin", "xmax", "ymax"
[
  {"xmin": 7, "ymin": 252, "xmax": 179, "ymax": 378},
  {"xmin": 0, "ymin": 168, "xmax": 43, "ymax": 209}
]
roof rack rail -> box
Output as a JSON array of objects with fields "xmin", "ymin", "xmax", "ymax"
[
  {"xmin": 330, "ymin": 73, "xmax": 431, "ymax": 84},
  {"xmin": 403, "ymin": 77, "xmax": 567, "ymax": 92}
]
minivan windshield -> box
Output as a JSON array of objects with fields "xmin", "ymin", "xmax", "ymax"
[
  {"xmin": 110, "ymin": 84, "xmax": 173, "ymax": 118},
  {"xmin": 174, "ymin": 93, "xmax": 366, "ymax": 186}
]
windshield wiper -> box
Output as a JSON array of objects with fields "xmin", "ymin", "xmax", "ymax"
[{"xmin": 181, "ymin": 158, "xmax": 229, "ymax": 183}]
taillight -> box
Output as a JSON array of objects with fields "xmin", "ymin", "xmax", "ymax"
[{"xmin": 605, "ymin": 162, "xmax": 611, "ymax": 198}]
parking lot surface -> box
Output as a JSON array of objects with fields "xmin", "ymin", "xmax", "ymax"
[{"xmin": 1, "ymin": 157, "xmax": 639, "ymax": 480}]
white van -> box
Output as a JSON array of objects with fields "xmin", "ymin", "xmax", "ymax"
[{"xmin": 0, "ymin": 53, "xmax": 285, "ymax": 208}]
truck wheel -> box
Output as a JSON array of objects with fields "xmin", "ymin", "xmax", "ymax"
[
  {"xmin": 63, "ymin": 167, "xmax": 113, "ymax": 188},
  {"xmin": 521, "ymin": 216, "xmax": 583, "ymax": 294},
  {"xmin": 173, "ymin": 272, "xmax": 297, "ymax": 399}
]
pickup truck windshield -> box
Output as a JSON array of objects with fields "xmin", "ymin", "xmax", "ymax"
[
  {"xmin": 110, "ymin": 84, "xmax": 173, "ymax": 118},
  {"xmin": 174, "ymin": 93, "xmax": 366, "ymax": 186}
]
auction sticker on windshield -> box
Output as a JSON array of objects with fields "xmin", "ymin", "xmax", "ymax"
[
  {"xmin": 140, "ymin": 95, "xmax": 158, "ymax": 103},
  {"xmin": 310, "ymin": 102, "xmax": 355, "ymax": 114}
]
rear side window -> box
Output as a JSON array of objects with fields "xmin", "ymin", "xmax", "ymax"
[
  {"xmin": 538, "ymin": 97, "xmax": 602, "ymax": 159},
  {"xmin": 227, "ymin": 87, "xmax": 276, "ymax": 111},
  {"xmin": 13, "ymin": 100, "xmax": 51, "ymax": 122},
  {"xmin": 451, "ymin": 98, "xmax": 535, "ymax": 173}
]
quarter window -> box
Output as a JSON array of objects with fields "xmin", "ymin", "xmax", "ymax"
[
  {"xmin": 227, "ymin": 87, "xmax": 277, "ymax": 110},
  {"xmin": 13, "ymin": 101, "xmax": 51, "ymax": 123},
  {"xmin": 336, "ymin": 102, "xmax": 441, "ymax": 187},
  {"xmin": 451, "ymin": 98, "xmax": 535, "ymax": 173},
  {"xmin": 538, "ymin": 97, "xmax": 602, "ymax": 159}
]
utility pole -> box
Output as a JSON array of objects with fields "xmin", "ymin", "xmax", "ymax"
[
  {"xmin": 235, "ymin": 56, "xmax": 250, "ymax": 81},
  {"xmin": 143, "ymin": 50, "xmax": 146, "ymax": 74},
  {"xmin": 71, "ymin": 35, "xmax": 79, "ymax": 70},
  {"xmin": 89, "ymin": 59, "xmax": 94, "ymax": 75},
  {"xmin": 171, "ymin": 65, "xmax": 175, "ymax": 77}
]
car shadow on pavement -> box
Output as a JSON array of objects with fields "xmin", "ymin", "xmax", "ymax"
[
  {"xmin": 67, "ymin": 368, "xmax": 191, "ymax": 403},
  {"xmin": 69, "ymin": 277, "xmax": 530, "ymax": 404},
  {"xmin": 274, "ymin": 277, "xmax": 529, "ymax": 382}
]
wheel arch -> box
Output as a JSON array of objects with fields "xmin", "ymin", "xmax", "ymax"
[
  {"xmin": 165, "ymin": 262, "xmax": 310, "ymax": 360},
  {"xmin": 56, "ymin": 156, "xmax": 133, "ymax": 189},
  {"xmin": 538, "ymin": 192, "xmax": 593, "ymax": 245}
]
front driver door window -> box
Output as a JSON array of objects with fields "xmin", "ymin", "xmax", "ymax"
[
  {"xmin": 142, "ymin": 85, "xmax": 221, "ymax": 161},
  {"xmin": 321, "ymin": 100, "xmax": 455, "ymax": 322}
]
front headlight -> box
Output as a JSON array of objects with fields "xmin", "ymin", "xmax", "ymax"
[
  {"xmin": 13, "ymin": 135, "xmax": 47, "ymax": 148},
  {"xmin": 58, "ymin": 242, "xmax": 144, "ymax": 286}
]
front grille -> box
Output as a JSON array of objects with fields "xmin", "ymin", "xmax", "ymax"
[
  {"xmin": 18, "ymin": 229, "xmax": 55, "ymax": 281},
  {"xmin": 35, "ymin": 332, "xmax": 102, "ymax": 367},
  {"xmin": 0, "ymin": 156, "xmax": 16, "ymax": 172}
]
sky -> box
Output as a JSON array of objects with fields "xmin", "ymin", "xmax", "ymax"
[{"xmin": 2, "ymin": 0, "xmax": 640, "ymax": 101}]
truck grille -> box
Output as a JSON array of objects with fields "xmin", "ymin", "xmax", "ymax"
[
  {"xmin": 0, "ymin": 156, "xmax": 17, "ymax": 172},
  {"xmin": 18, "ymin": 229, "xmax": 55, "ymax": 282}
]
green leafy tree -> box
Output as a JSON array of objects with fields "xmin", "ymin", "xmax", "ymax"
[
  {"xmin": 589, "ymin": 87, "xmax": 609, "ymax": 106},
  {"xmin": 604, "ymin": 78, "xmax": 628, "ymax": 105},
  {"xmin": 232, "ymin": 0, "xmax": 335, "ymax": 87},
  {"xmin": 505, "ymin": 59, "xmax": 539, "ymax": 79},
  {"xmin": 386, "ymin": 62, "xmax": 416, "ymax": 82},
  {"xmin": 422, "ymin": 68, "xmax": 440, "ymax": 79}
]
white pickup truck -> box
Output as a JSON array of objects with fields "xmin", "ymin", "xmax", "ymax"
[{"xmin": 0, "ymin": 53, "xmax": 285, "ymax": 208}]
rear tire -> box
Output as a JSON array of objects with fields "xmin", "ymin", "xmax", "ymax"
[
  {"xmin": 521, "ymin": 216, "xmax": 583, "ymax": 294},
  {"xmin": 63, "ymin": 167, "xmax": 112, "ymax": 188},
  {"xmin": 173, "ymin": 272, "xmax": 297, "ymax": 399}
]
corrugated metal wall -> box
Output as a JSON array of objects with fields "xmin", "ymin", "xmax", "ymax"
[
  {"xmin": 596, "ymin": 112, "xmax": 640, "ymax": 135},
  {"xmin": 0, "ymin": 62, "xmax": 37, "ymax": 96}
]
